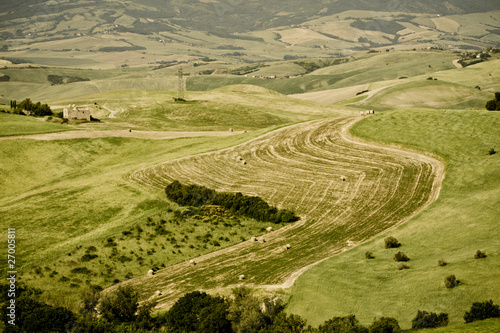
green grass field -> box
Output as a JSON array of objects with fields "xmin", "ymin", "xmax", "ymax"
[
  {"xmin": 0, "ymin": 130, "xmax": 278, "ymax": 309},
  {"xmin": 0, "ymin": 112, "xmax": 71, "ymax": 136},
  {"xmin": 1, "ymin": 46, "xmax": 499, "ymax": 333},
  {"xmin": 287, "ymin": 109, "xmax": 500, "ymax": 329}
]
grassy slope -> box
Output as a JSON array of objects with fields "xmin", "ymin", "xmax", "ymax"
[
  {"xmin": 0, "ymin": 87, "xmax": 343, "ymax": 309},
  {"xmin": 358, "ymin": 80, "xmax": 491, "ymax": 110},
  {"xmin": 0, "ymin": 132, "xmax": 274, "ymax": 309},
  {"xmin": 0, "ymin": 112, "xmax": 71, "ymax": 136},
  {"xmin": 287, "ymin": 109, "xmax": 500, "ymax": 329}
]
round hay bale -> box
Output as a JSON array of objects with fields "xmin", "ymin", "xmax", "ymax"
[
  {"xmin": 340, "ymin": 175, "xmax": 346, "ymax": 181},
  {"xmin": 229, "ymin": 128, "xmax": 234, "ymax": 132},
  {"xmin": 285, "ymin": 244, "xmax": 291, "ymax": 250},
  {"xmin": 251, "ymin": 237, "xmax": 257, "ymax": 242},
  {"xmin": 147, "ymin": 269, "xmax": 155, "ymax": 276},
  {"xmin": 155, "ymin": 290, "xmax": 162, "ymax": 296},
  {"xmin": 266, "ymin": 227, "xmax": 273, "ymax": 232},
  {"xmin": 241, "ymin": 160, "xmax": 247, "ymax": 165},
  {"xmin": 238, "ymin": 274, "xmax": 245, "ymax": 280},
  {"xmin": 189, "ymin": 259, "xmax": 196, "ymax": 266},
  {"xmin": 236, "ymin": 156, "xmax": 242, "ymax": 161},
  {"xmin": 260, "ymin": 238, "xmax": 266, "ymax": 243}
]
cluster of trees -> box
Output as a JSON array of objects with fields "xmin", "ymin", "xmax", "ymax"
[
  {"xmin": 9, "ymin": 98, "xmax": 52, "ymax": 117},
  {"xmin": 485, "ymin": 92, "xmax": 500, "ymax": 111},
  {"xmin": 1, "ymin": 282, "xmax": 499, "ymax": 332},
  {"xmin": 0, "ymin": 284, "xmax": 161, "ymax": 333},
  {"xmin": 165, "ymin": 180, "xmax": 299, "ymax": 224}
]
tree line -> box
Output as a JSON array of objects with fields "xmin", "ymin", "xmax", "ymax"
[
  {"xmin": 9, "ymin": 98, "xmax": 52, "ymax": 117},
  {"xmin": 2, "ymin": 283, "xmax": 498, "ymax": 332},
  {"xmin": 165, "ymin": 180, "xmax": 300, "ymax": 224}
]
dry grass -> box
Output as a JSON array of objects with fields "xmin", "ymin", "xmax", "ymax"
[{"xmin": 123, "ymin": 116, "xmax": 443, "ymax": 310}]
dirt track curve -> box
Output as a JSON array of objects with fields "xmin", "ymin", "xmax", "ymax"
[{"xmin": 124, "ymin": 116, "xmax": 444, "ymax": 310}]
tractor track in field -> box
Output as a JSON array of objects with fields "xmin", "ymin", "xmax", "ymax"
[{"xmin": 122, "ymin": 116, "xmax": 445, "ymax": 311}]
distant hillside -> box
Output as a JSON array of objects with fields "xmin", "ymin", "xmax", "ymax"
[{"xmin": 0, "ymin": 0, "xmax": 498, "ymax": 35}]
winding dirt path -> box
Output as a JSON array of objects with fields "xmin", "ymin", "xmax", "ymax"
[{"xmin": 120, "ymin": 116, "xmax": 444, "ymax": 310}]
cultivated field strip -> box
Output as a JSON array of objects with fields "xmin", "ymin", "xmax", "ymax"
[{"xmin": 127, "ymin": 117, "xmax": 443, "ymax": 309}]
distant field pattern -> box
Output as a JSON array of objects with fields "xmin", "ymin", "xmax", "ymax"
[{"xmin": 128, "ymin": 117, "xmax": 443, "ymax": 308}]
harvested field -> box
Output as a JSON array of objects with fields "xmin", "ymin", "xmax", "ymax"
[{"xmin": 126, "ymin": 117, "xmax": 443, "ymax": 309}]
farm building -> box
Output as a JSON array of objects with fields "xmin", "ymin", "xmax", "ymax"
[{"xmin": 63, "ymin": 105, "xmax": 91, "ymax": 120}]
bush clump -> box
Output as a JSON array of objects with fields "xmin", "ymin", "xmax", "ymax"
[
  {"xmin": 475, "ymin": 250, "xmax": 487, "ymax": 259},
  {"xmin": 384, "ymin": 236, "xmax": 401, "ymax": 249},
  {"xmin": 438, "ymin": 259, "xmax": 447, "ymax": 267},
  {"xmin": 365, "ymin": 251, "xmax": 375, "ymax": 259},
  {"xmin": 81, "ymin": 254, "xmax": 98, "ymax": 262},
  {"xmin": 444, "ymin": 274, "xmax": 460, "ymax": 288},
  {"xmin": 397, "ymin": 263, "xmax": 410, "ymax": 270},
  {"xmin": 394, "ymin": 251, "xmax": 409, "ymax": 262},
  {"xmin": 464, "ymin": 300, "xmax": 500, "ymax": 323},
  {"xmin": 411, "ymin": 310, "xmax": 448, "ymax": 329},
  {"xmin": 485, "ymin": 92, "xmax": 500, "ymax": 111},
  {"xmin": 165, "ymin": 180, "xmax": 299, "ymax": 223},
  {"xmin": 369, "ymin": 317, "xmax": 401, "ymax": 333}
]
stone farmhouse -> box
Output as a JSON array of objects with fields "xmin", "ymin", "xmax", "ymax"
[{"xmin": 63, "ymin": 105, "xmax": 91, "ymax": 120}]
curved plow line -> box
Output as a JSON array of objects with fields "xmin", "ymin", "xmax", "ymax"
[{"xmin": 122, "ymin": 117, "xmax": 444, "ymax": 310}]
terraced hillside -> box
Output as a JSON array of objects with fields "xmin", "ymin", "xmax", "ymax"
[{"xmin": 125, "ymin": 116, "xmax": 443, "ymax": 309}]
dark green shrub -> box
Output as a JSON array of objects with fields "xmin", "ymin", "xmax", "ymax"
[
  {"xmin": 318, "ymin": 315, "xmax": 368, "ymax": 333},
  {"xmin": 59, "ymin": 276, "xmax": 70, "ymax": 282},
  {"xmin": 475, "ymin": 250, "xmax": 487, "ymax": 259},
  {"xmin": 397, "ymin": 263, "xmax": 410, "ymax": 270},
  {"xmin": 489, "ymin": 148, "xmax": 496, "ymax": 155},
  {"xmin": 70, "ymin": 267, "xmax": 92, "ymax": 275},
  {"xmin": 444, "ymin": 275, "xmax": 459, "ymax": 288},
  {"xmin": 384, "ymin": 237, "xmax": 400, "ymax": 249},
  {"xmin": 81, "ymin": 254, "xmax": 98, "ymax": 262},
  {"xmin": 369, "ymin": 317, "xmax": 400, "ymax": 333},
  {"xmin": 98, "ymin": 286, "xmax": 138, "ymax": 323},
  {"xmin": 411, "ymin": 310, "xmax": 448, "ymax": 329},
  {"xmin": 394, "ymin": 251, "xmax": 409, "ymax": 262},
  {"xmin": 365, "ymin": 251, "xmax": 375, "ymax": 259},
  {"xmin": 438, "ymin": 259, "xmax": 447, "ymax": 266},
  {"xmin": 464, "ymin": 300, "xmax": 500, "ymax": 323}
]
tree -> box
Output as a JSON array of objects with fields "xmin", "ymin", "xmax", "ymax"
[
  {"xmin": 369, "ymin": 317, "xmax": 400, "ymax": 333},
  {"xmin": 198, "ymin": 301, "xmax": 233, "ymax": 333},
  {"xmin": 166, "ymin": 290, "xmax": 229, "ymax": 333},
  {"xmin": 485, "ymin": 92, "xmax": 500, "ymax": 111},
  {"xmin": 411, "ymin": 311, "xmax": 448, "ymax": 329},
  {"xmin": 393, "ymin": 251, "xmax": 409, "ymax": 262},
  {"xmin": 384, "ymin": 237, "xmax": 400, "ymax": 249},
  {"xmin": 318, "ymin": 315, "xmax": 369, "ymax": 333},
  {"xmin": 79, "ymin": 287, "xmax": 101, "ymax": 318},
  {"xmin": 228, "ymin": 287, "xmax": 266, "ymax": 333},
  {"xmin": 444, "ymin": 275, "xmax": 459, "ymax": 288},
  {"xmin": 23, "ymin": 306, "xmax": 75, "ymax": 333},
  {"xmin": 262, "ymin": 313, "xmax": 306, "ymax": 333},
  {"xmin": 98, "ymin": 286, "xmax": 138, "ymax": 323},
  {"xmin": 464, "ymin": 300, "xmax": 500, "ymax": 323}
]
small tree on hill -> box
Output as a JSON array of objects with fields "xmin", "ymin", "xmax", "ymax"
[
  {"xmin": 394, "ymin": 251, "xmax": 409, "ymax": 262},
  {"xmin": 444, "ymin": 275, "xmax": 459, "ymax": 288},
  {"xmin": 318, "ymin": 315, "xmax": 368, "ymax": 333},
  {"xmin": 411, "ymin": 311, "xmax": 448, "ymax": 329},
  {"xmin": 98, "ymin": 286, "xmax": 138, "ymax": 323},
  {"xmin": 475, "ymin": 250, "xmax": 487, "ymax": 259},
  {"xmin": 384, "ymin": 237, "xmax": 400, "ymax": 249},
  {"xmin": 369, "ymin": 317, "xmax": 401, "ymax": 333},
  {"xmin": 464, "ymin": 300, "xmax": 500, "ymax": 323},
  {"xmin": 485, "ymin": 92, "xmax": 500, "ymax": 111}
]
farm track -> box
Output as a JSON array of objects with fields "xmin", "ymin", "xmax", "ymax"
[{"xmin": 126, "ymin": 117, "xmax": 444, "ymax": 310}]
